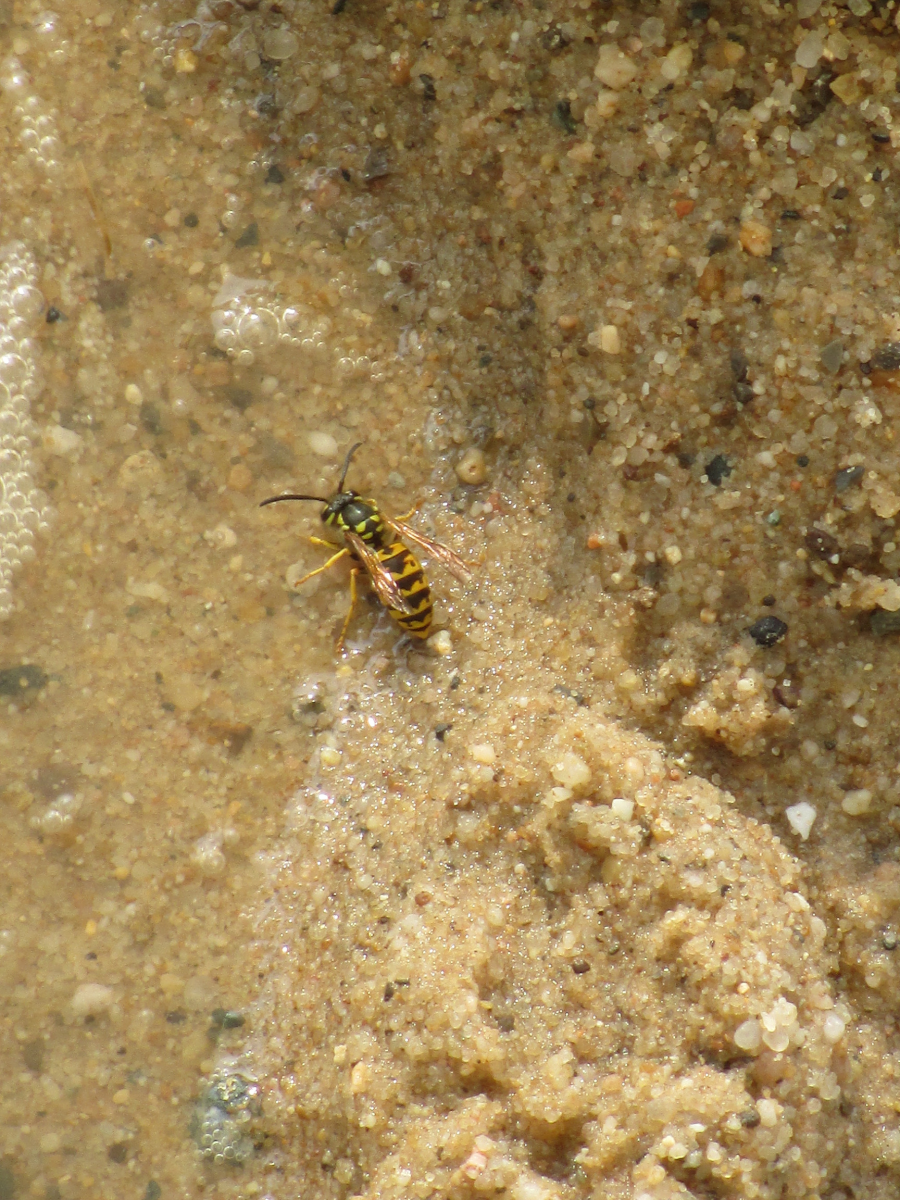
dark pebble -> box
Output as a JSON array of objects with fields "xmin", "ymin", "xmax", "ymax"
[
  {"xmin": 805, "ymin": 528, "xmax": 840, "ymax": 561},
  {"xmin": 210, "ymin": 1007, "xmax": 246, "ymax": 1028},
  {"xmin": 235, "ymin": 222, "xmax": 259, "ymax": 249},
  {"xmin": 139, "ymin": 401, "xmax": 162, "ymax": 436},
  {"xmin": 732, "ymin": 381, "xmax": 755, "ymax": 406},
  {"xmin": 265, "ymin": 163, "xmax": 285, "ymax": 184},
  {"xmin": 832, "ymin": 186, "xmax": 849, "ymax": 200},
  {"xmin": 780, "ymin": 209, "xmax": 801, "ymax": 220},
  {"xmin": 144, "ymin": 1183, "xmax": 162, "ymax": 1200},
  {"xmin": 882, "ymin": 930, "xmax": 898, "ymax": 950},
  {"xmin": 870, "ymin": 609, "xmax": 900, "ymax": 636},
  {"xmin": 841, "ymin": 543, "xmax": 871, "ymax": 570},
  {"xmin": 730, "ymin": 349, "xmax": 749, "ymax": 381},
  {"xmin": 0, "ymin": 664, "xmax": 48, "ymax": 696},
  {"xmin": 552, "ymin": 98, "xmax": 577, "ymax": 135},
  {"xmin": 706, "ymin": 233, "xmax": 729, "ymax": 254},
  {"xmin": 419, "ymin": 73, "xmax": 436, "ymax": 103},
  {"xmin": 434, "ymin": 723, "xmax": 452, "ymax": 742},
  {"xmin": 748, "ymin": 616, "xmax": 788, "ymax": 647},
  {"xmin": 761, "ymin": 594, "xmax": 776, "ymax": 606},
  {"xmin": 363, "ymin": 148, "xmax": 390, "ymax": 182},
  {"xmin": 688, "ymin": 1, "xmax": 710, "ymax": 18},
  {"xmin": 796, "ymin": 454, "xmax": 809, "ymax": 467},
  {"xmin": 732, "ymin": 89, "xmax": 754, "ymax": 112},
  {"xmin": 541, "ymin": 25, "xmax": 571, "ymax": 53},
  {"xmin": 773, "ymin": 677, "xmax": 801, "ymax": 709},
  {"xmin": 870, "ymin": 342, "xmax": 900, "ymax": 372},
  {"xmin": 108, "ymin": 1142, "xmax": 129, "ymax": 1163},
  {"xmin": 22, "ymin": 1039, "xmax": 44, "ymax": 1072},
  {"xmin": 96, "ymin": 278, "xmax": 129, "ymax": 311},
  {"xmin": 704, "ymin": 454, "xmax": 732, "ymax": 486},
  {"xmin": 739, "ymin": 1108, "xmax": 761, "ymax": 1128},
  {"xmin": 834, "ymin": 465, "xmax": 864, "ymax": 493},
  {"xmin": 872, "ymin": 130, "xmax": 891, "ymax": 143},
  {"xmin": 221, "ymin": 385, "xmax": 253, "ymax": 412},
  {"xmin": 571, "ymin": 959, "xmax": 591, "ymax": 975},
  {"xmin": 183, "ymin": 212, "xmax": 199, "ymax": 227},
  {"xmin": 46, "ymin": 305, "xmax": 64, "ymax": 323}
]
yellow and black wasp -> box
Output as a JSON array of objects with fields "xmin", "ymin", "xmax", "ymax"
[{"xmin": 260, "ymin": 443, "xmax": 471, "ymax": 649}]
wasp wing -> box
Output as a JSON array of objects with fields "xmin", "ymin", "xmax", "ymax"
[
  {"xmin": 386, "ymin": 518, "xmax": 472, "ymax": 583},
  {"xmin": 342, "ymin": 530, "xmax": 416, "ymax": 615}
]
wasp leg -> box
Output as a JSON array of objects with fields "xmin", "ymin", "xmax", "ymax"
[
  {"xmin": 393, "ymin": 501, "xmax": 421, "ymax": 522},
  {"xmin": 293, "ymin": 546, "xmax": 349, "ymax": 589},
  {"xmin": 309, "ymin": 536, "xmax": 342, "ymax": 550},
  {"xmin": 335, "ymin": 566, "xmax": 360, "ymax": 652}
]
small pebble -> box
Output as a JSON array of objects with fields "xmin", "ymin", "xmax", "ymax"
[
  {"xmin": 739, "ymin": 219, "xmax": 773, "ymax": 258},
  {"xmin": 733, "ymin": 1018, "xmax": 761, "ymax": 1051},
  {"xmin": 551, "ymin": 752, "xmax": 591, "ymax": 790},
  {"xmin": 455, "ymin": 447, "xmax": 488, "ymax": 485},
  {"xmin": 820, "ymin": 339, "xmax": 844, "ymax": 374},
  {"xmin": 870, "ymin": 342, "xmax": 900, "ymax": 372},
  {"xmin": 262, "ymin": 28, "xmax": 299, "ymax": 60},
  {"xmin": 469, "ymin": 742, "xmax": 496, "ymax": 765},
  {"xmin": 308, "ymin": 431, "xmax": 339, "ymax": 458},
  {"xmin": 610, "ymin": 797, "xmax": 634, "ymax": 822},
  {"xmin": 785, "ymin": 802, "xmax": 817, "ymax": 840},
  {"xmin": 428, "ymin": 629, "xmax": 453, "ymax": 655},
  {"xmin": 871, "ymin": 609, "xmax": 900, "ymax": 636},
  {"xmin": 704, "ymin": 454, "xmax": 731, "ymax": 486},
  {"xmin": 174, "ymin": 47, "xmax": 197, "ymax": 73},
  {"xmin": 43, "ymin": 424, "xmax": 84, "ymax": 456},
  {"xmin": 841, "ymin": 788, "xmax": 872, "ymax": 816},
  {"xmin": 594, "ymin": 45, "xmax": 638, "ymax": 89},
  {"xmin": 599, "ymin": 324, "xmax": 621, "ymax": 354},
  {"xmin": 822, "ymin": 1013, "xmax": 846, "ymax": 1043},
  {"xmin": 834, "ymin": 464, "xmax": 864, "ymax": 493},
  {"xmin": 748, "ymin": 616, "xmax": 788, "ymax": 647},
  {"xmin": 805, "ymin": 528, "xmax": 839, "ymax": 560},
  {"xmin": 71, "ymin": 982, "xmax": 115, "ymax": 1017}
]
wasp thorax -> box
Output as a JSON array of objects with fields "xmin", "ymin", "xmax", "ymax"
[{"xmin": 335, "ymin": 497, "xmax": 375, "ymax": 531}]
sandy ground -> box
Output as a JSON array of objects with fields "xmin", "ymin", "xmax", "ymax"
[{"xmin": 2, "ymin": 1, "xmax": 900, "ymax": 1198}]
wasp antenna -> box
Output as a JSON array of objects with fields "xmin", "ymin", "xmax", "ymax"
[
  {"xmin": 338, "ymin": 441, "xmax": 365, "ymax": 492},
  {"xmin": 259, "ymin": 493, "xmax": 328, "ymax": 508}
]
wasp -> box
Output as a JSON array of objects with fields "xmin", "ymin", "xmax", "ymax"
[{"xmin": 260, "ymin": 443, "xmax": 471, "ymax": 649}]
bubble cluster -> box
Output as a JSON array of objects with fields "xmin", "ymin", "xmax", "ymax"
[
  {"xmin": 0, "ymin": 242, "xmax": 50, "ymax": 620},
  {"xmin": 191, "ymin": 1066, "xmax": 260, "ymax": 1166},
  {"xmin": 30, "ymin": 791, "xmax": 83, "ymax": 835},
  {"xmin": 211, "ymin": 289, "xmax": 333, "ymax": 368},
  {"xmin": 210, "ymin": 288, "xmax": 373, "ymax": 376},
  {"xmin": 0, "ymin": 57, "xmax": 63, "ymax": 174}
]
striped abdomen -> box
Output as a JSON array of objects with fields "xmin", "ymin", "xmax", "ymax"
[{"xmin": 377, "ymin": 540, "xmax": 432, "ymax": 638}]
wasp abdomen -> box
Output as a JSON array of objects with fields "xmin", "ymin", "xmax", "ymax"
[{"xmin": 377, "ymin": 541, "xmax": 433, "ymax": 638}]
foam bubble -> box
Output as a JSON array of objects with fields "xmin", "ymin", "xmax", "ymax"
[{"xmin": 0, "ymin": 242, "xmax": 49, "ymax": 618}]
